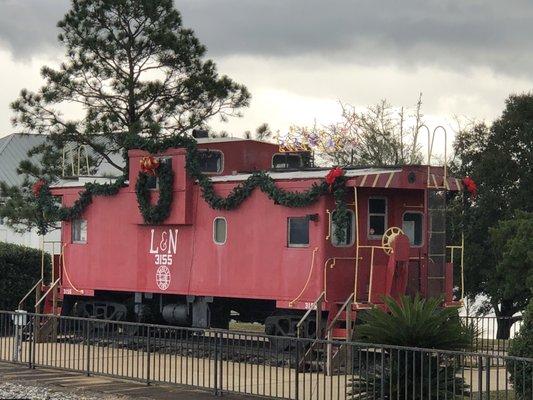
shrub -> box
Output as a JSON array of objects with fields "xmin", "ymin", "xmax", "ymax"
[
  {"xmin": 348, "ymin": 295, "xmax": 473, "ymax": 399},
  {"xmin": 0, "ymin": 242, "xmax": 48, "ymax": 310},
  {"xmin": 508, "ymin": 300, "xmax": 533, "ymax": 399}
]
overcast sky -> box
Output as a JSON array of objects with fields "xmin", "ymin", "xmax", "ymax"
[{"xmin": 0, "ymin": 0, "xmax": 532, "ymax": 146}]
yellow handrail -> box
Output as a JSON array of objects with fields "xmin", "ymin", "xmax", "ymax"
[
  {"xmin": 18, "ymin": 279, "xmax": 43, "ymax": 310},
  {"xmin": 296, "ymin": 291, "xmax": 325, "ymax": 337},
  {"xmin": 323, "ymin": 257, "xmax": 358, "ymax": 302},
  {"xmin": 446, "ymin": 233, "xmax": 465, "ymax": 301},
  {"xmin": 289, "ymin": 247, "xmax": 319, "ymax": 307},
  {"xmin": 326, "ymin": 292, "xmax": 354, "ymax": 332},
  {"xmin": 354, "ymin": 245, "xmax": 390, "ymax": 303},
  {"xmin": 325, "ymin": 209, "xmax": 332, "ymax": 240},
  {"xmin": 34, "ymin": 277, "xmax": 60, "ymax": 311}
]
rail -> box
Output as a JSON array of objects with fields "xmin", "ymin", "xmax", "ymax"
[
  {"xmin": 296, "ymin": 291, "xmax": 325, "ymax": 339},
  {"xmin": 326, "ymin": 293, "xmax": 354, "ymax": 334},
  {"xmin": 356, "ymin": 245, "xmax": 390, "ymax": 304},
  {"xmin": 0, "ymin": 310, "xmax": 531, "ymax": 399},
  {"xmin": 323, "ymin": 257, "xmax": 357, "ymax": 302},
  {"xmin": 288, "ymin": 247, "xmax": 318, "ymax": 307},
  {"xmin": 325, "ymin": 209, "xmax": 332, "ymax": 240},
  {"xmin": 17, "ymin": 279, "xmax": 43, "ymax": 311},
  {"xmin": 446, "ymin": 233, "xmax": 465, "ymax": 301},
  {"xmin": 34, "ymin": 278, "xmax": 60, "ymax": 311}
]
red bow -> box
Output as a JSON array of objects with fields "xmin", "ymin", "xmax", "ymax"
[
  {"xmin": 462, "ymin": 176, "xmax": 477, "ymax": 198},
  {"xmin": 326, "ymin": 167, "xmax": 344, "ymax": 190},
  {"xmin": 32, "ymin": 179, "xmax": 46, "ymax": 198},
  {"xmin": 140, "ymin": 156, "xmax": 160, "ymax": 176}
]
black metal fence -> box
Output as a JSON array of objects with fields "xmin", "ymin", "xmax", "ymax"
[
  {"xmin": 0, "ymin": 311, "xmax": 531, "ymax": 400},
  {"xmin": 461, "ymin": 316, "xmax": 523, "ymax": 356}
]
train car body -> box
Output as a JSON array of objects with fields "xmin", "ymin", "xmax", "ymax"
[{"xmin": 40, "ymin": 138, "xmax": 463, "ymax": 339}]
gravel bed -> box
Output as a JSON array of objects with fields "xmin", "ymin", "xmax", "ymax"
[{"xmin": 0, "ymin": 381, "xmax": 125, "ymax": 400}]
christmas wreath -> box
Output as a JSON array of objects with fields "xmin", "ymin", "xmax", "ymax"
[{"xmin": 135, "ymin": 159, "xmax": 174, "ymax": 224}]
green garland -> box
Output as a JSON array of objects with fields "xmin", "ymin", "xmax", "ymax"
[
  {"xmin": 35, "ymin": 176, "xmax": 126, "ymax": 235},
  {"xmin": 35, "ymin": 134, "xmax": 351, "ymax": 241},
  {"xmin": 135, "ymin": 162, "xmax": 174, "ymax": 224}
]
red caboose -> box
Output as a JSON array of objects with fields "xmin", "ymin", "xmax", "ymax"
[{"xmin": 30, "ymin": 137, "xmax": 465, "ymax": 341}]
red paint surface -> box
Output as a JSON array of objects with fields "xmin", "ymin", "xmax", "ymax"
[{"xmin": 53, "ymin": 142, "xmax": 458, "ymax": 310}]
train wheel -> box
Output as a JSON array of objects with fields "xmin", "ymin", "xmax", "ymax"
[{"xmin": 265, "ymin": 314, "xmax": 316, "ymax": 352}]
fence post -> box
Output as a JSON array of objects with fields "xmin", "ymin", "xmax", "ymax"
[
  {"xmin": 295, "ymin": 340, "xmax": 300, "ymax": 400},
  {"xmin": 477, "ymin": 355, "xmax": 483, "ymax": 399},
  {"xmin": 85, "ymin": 319, "xmax": 90, "ymax": 376},
  {"xmin": 27, "ymin": 315, "xmax": 33, "ymax": 369},
  {"xmin": 485, "ymin": 355, "xmax": 491, "ymax": 400},
  {"xmin": 146, "ymin": 325, "xmax": 151, "ymax": 386},
  {"xmin": 214, "ymin": 331, "xmax": 219, "ymax": 396}
]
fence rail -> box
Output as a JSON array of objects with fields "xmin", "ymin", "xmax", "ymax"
[
  {"xmin": 0, "ymin": 311, "xmax": 531, "ymax": 400},
  {"xmin": 461, "ymin": 316, "xmax": 523, "ymax": 356}
]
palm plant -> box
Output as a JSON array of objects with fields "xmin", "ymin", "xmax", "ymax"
[{"xmin": 348, "ymin": 295, "xmax": 474, "ymax": 399}]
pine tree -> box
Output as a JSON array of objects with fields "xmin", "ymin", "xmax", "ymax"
[{"xmin": 1, "ymin": 0, "xmax": 250, "ymax": 230}]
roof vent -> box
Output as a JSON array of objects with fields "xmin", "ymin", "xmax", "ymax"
[{"xmin": 192, "ymin": 129, "xmax": 209, "ymax": 139}]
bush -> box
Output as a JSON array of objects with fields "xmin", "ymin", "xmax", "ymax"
[
  {"xmin": 508, "ymin": 300, "xmax": 533, "ymax": 399},
  {"xmin": 348, "ymin": 295, "xmax": 473, "ymax": 399},
  {"xmin": 0, "ymin": 242, "xmax": 48, "ymax": 310}
]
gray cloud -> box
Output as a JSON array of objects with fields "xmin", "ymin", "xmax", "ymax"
[
  {"xmin": 1, "ymin": 0, "xmax": 532, "ymax": 77},
  {"xmin": 177, "ymin": 0, "xmax": 533, "ymax": 77},
  {"xmin": 0, "ymin": 0, "xmax": 67, "ymax": 58}
]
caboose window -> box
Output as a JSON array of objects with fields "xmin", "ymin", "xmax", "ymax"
[
  {"xmin": 272, "ymin": 153, "xmax": 302, "ymax": 169},
  {"xmin": 213, "ymin": 217, "xmax": 227, "ymax": 244},
  {"xmin": 198, "ymin": 150, "xmax": 223, "ymax": 173},
  {"xmin": 72, "ymin": 219, "xmax": 87, "ymax": 244},
  {"xmin": 368, "ymin": 197, "xmax": 387, "ymax": 238},
  {"xmin": 288, "ymin": 217, "xmax": 309, "ymax": 247},
  {"xmin": 402, "ymin": 212, "xmax": 423, "ymax": 246},
  {"xmin": 331, "ymin": 210, "xmax": 355, "ymax": 246}
]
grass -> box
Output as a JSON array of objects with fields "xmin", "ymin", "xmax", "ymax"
[{"xmin": 229, "ymin": 321, "xmax": 265, "ymax": 333}]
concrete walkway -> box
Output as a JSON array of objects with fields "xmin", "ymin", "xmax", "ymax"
[{"xmin": 0, "ymin": 362, "xmax": 255, "ymax": 400}]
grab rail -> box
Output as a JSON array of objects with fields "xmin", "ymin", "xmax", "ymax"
[
  {"xmin": 326, "ymin": 292, "xmax": 354, "ymax": 334},
  {"xmin": 18, "ymin": 279, "xmax": 43, "ymax": 310},
  {"xmin": 296, "ymin": 291, "xmax": 325, "ymax": 338},
  {"xmin": 446, "ymin": 233, "xmax": 465, "ymax": 301},
  {"xmin": 356, "ymin": 245, "xmax": 390, "ymax": 303},
  {"xmin": 34, "ymin": 277, "xmax": 61, "ymax": 311}
]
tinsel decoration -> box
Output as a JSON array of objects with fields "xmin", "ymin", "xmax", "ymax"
[{"xmin": 135, "ymin": 161, "xmax": 174, "ymax": 224}]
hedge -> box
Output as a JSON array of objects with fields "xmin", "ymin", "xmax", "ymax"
[{"xmin": 0, "ymin": 242, "xmax": 49, "ymax": 311}]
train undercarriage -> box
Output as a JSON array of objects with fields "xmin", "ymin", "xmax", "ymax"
[{"xmin": 62, "ymin": 291, "xmax": 319, "ymax": 339}]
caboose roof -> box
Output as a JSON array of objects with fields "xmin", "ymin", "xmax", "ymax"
[{"xmin": 210, "ymin": 167, "xmax": 402, "ymax": 182}]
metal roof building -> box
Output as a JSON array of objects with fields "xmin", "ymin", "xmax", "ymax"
[{"xmin": 0, "ymin": 133, "xmax": 48, "ymax": 187}]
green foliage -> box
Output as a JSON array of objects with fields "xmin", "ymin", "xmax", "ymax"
[
  {"xmin": 348, "ymin": 352, "xmax": 468, "ymax": 400},
  {"xmin": 25, "ymin": 134, "xmax": 351, "ymax": 240},
  {"xmin": 451, "ymin": 93, "xmax": 533, "ymax": 325},
  {"xmin": 489, "ymin": 212, "xmax": 533, "ymax": 329},
  {"xmin": 2, "ymin": 0, "xmax": 249, "ymax": 231},
  {"xmin": 135, "ymin": 162, "xmax": 174, "ymax": 225},
  {"xmin": 349, "ymin": 296, "xmax": 472, "ymax": 399},
  {"xmin": 0, "ymin": 243, "xmax": 50, "ymax": 310},
  {"xmin": 32, "ymin": 176, "xmax": 126, "ymax": 235},
  {"xmin": 356, "ymin": 295, "xmax": 473, "ymax": 350},
  {"xmin": 508, "ymin": 301, "xmax": 533, "ymax": 399}
]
